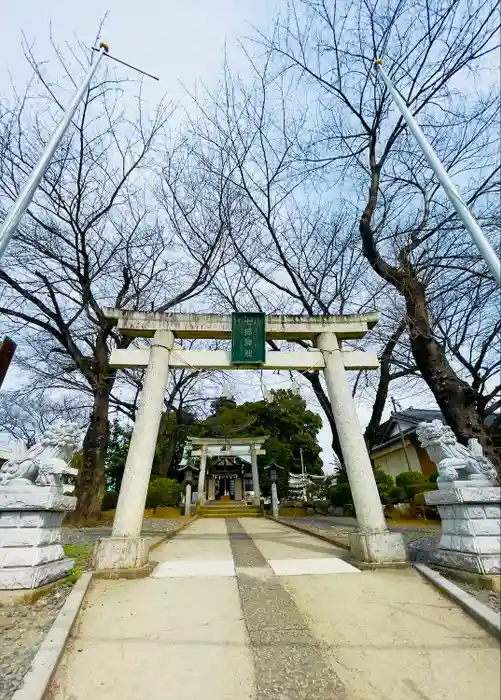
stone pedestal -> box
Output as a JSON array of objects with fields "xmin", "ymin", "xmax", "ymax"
[
  {"xmin": 425, "ymin": 486, "xmax": 501, "ymax": 575},
  {"xmin": 349, "ymin": 531, "xmax": 408, "ymax": 565},
  {"xmin": 0, "ymin": 489, "xmax": 76, "ymax": 589},
  {"xmin": 92, "ymin": 536, "xmax": 149, "ymax": 571}
]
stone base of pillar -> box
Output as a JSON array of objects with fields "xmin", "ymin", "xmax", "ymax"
[
  {"xmin": 425, "ymin": 486, "xmax": 500, "ymax": 575},
  {"xmin": 349, "ymin": 531, "xmax": 408, "ymax": 565},
  {"xmin": 0, "ymin": 489, "xmax": 76, "ymax": 590},
  {"xmin": 92, "ymin": 536, "xmax": 149, "ymax": 571}
]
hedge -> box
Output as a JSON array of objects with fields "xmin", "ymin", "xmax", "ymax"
[
  {"xmin": 326, "ymin": 482, "xmax": 353, "ymax": 507},
  {"xmin": 395, "ymin": 471, "xmax": 426, "ymax": 489},
  {"xmin": 146, "ymin": 477, "xmax": 183, "ymax": 510}
]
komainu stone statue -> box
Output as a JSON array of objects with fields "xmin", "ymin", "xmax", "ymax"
[
  {"xmin": 417, "ymin": 419, "xmax": 500, "ymax": 576},
  {"xmin": 0, "ymin": 422, "xmax": 81, "ymax": 491},
  {"xmin": 0, "ymin": 422, "xmax": 82, "ymax": 590},
  {"xmin": 416, "ymin": 419, "xmax": 497, "ymax": 486}
]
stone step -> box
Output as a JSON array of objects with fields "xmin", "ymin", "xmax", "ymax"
[
  {"xmin": 200, "ymin": 512, "xmax": 260, "ymax": 518},
  {"xmin": 199, "ymin": 504, "xmax": 261, "ymax": 518},
  {"xmin": 201, "ymin": 506, "xmax": 258, "ymax": 512},
  {"xmin": 203, "ymin": 501, "xmax": 254, "ymax": 510},
  {"xmin": 199, "ymin": 508, "xmax": 259, "ymax": 515},
  {"xmin": 201, "ymin": 504, "xmax": 259, "ymax": 510}
]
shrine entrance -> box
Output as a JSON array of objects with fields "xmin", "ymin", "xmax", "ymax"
[
  {"xmin": 93, "ymin": 310, "xmax": 408, "ymax": 571},
  {"xmin": 183, "ymin": 437, "xmax": 267, "ymax": 506},
  {"xmin": 215, "ymin": 475, "xmax": 233, "ymax": 501}
]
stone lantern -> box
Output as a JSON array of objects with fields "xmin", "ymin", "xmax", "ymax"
[
  {"xmin": 178, "ymin": 460, "xmax": 199, "ymax": 517},
  {"xmin": 264, "ymin": 461, "xmax": 284, "ymax": 518}
]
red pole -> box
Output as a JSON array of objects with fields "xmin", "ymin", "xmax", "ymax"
[{"xmin": 0, "ymin": 336, "xmax": 16, "ymax": 389}]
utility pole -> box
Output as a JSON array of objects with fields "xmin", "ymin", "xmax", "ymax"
[
  {"xmin": 375, "ymin": 59, "xmax": 501, "ymax": 288},
  {"xmin": 390, "ymin": 397, "xmax": 412, "ymax": 472}
]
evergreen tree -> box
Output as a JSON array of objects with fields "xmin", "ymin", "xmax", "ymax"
[{"xmin": 104, "ymin": 420, "xmax": 132, "ymax": 492}]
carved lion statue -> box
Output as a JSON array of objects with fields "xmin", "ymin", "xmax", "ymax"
[
  {"xmin": 416, "ymin": 420, "xmax": 497, "ymax": 485},
  {"xmin": 0, "ymin": 422, "xmax": 81, "ymax": 490}
]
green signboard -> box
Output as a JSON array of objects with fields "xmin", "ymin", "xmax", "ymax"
[{"xmin": 231, "ymin": 313, "xmax": 266, "ymax": 365}]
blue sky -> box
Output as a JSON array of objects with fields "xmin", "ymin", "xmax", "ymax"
[{"xmin": 1, "ymin": 0, "xmax": 281, "ymax": 106}]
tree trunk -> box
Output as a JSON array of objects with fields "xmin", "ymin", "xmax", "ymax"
[
  {"xmin": 71, "ymin": 385, "xmax": 110, "ymax": 521},
  {"xmin": 72, "ymin": 336, "xmax": 115, "ymax": 523},
  {"xmin": 405, "ymin": 276, "xmax": 500, "ymax": 472},
  {"xmin": 155, "ymin": 427, "xmax": 178, "ymax": 477},
  {"xmin": 359, "ymin": 165, "xmax": 500, "ymax": 476}
]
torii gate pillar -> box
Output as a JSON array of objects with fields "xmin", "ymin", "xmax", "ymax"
[{"xmin": 317, "ymin": 332, "xmax": 407, "ymax": 563}]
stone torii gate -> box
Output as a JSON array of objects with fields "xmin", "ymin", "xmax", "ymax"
[
  {"xmin": 93, "ymin": 310, "xmax": 407, "ymax": 571},
  {"xmin": 187, "ymin": 437, "xmax": 267, "ymax": 506}
]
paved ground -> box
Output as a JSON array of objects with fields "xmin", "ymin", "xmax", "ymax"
[
  {"xmin": 49, "ymin": 518, "xmax": 500, "ymax": 700},
  {"xmin": 278, "ymin": 516, "xmax": 501, "ymax": 611},
  {"xmin": 278, "ymin": 515, "xmax": 442, "ymax": 563},
  {"xmin": 0, "ymin": 521, "xmax": 185, "ymax": 700}
]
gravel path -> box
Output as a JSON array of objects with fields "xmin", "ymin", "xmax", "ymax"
[
  {"xmin": 0, "ymin": 586, "xmax": 68, "ymax": 700},
  {"xmin": 1, "ymin": 519, "xmax": 185, "ymax": 700},
  {"xmin": 62, "ymin": 517, "xmax": 185, "ymax": 544},
  {"xmin": 438, "ymin": 573, "xmax": 501, "ymax": 614},
  {"xmin": 279, "ymin": 515, "xmax": 440, "ymax": 555}
]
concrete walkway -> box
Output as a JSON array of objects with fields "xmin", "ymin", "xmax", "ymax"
[{"xmin": 49, "ymin": 518, "xmax": 500, "ymax": 700}]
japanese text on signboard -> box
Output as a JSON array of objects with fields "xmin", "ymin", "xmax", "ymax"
[{"xmin": 231, "ymin": 313, "xmax": 266, "ymax": 364}]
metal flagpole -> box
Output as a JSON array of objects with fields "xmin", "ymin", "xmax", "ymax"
[
  {"xmin": 374, "ymin": 59, "xmax": 501, "ymax": 287},
  {"xmin": 0, "ymin": 43, "xmax": 109, "ymax": 260}
]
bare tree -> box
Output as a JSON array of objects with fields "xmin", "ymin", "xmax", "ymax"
[
  {"xmin": 0, "ymin": 38, "xmax": 230, "ymax": 519},
  {"xmin": 110, "ymin": 365, "xmax": 204, "ymax": 478},
  {"xmin": 260, "ymin": 0, "xmax": 501, "ymax": 468},
  {"xmin": 0, "ymin": 385, "xmax": 87, "ymax": 447},
  {"xmin": 362, "ymin": 317, "xmax": 408, "ymax": 448},
  {"xmin": 433, "ymin": 275, "xmax": 500, "ymax": 419},
  {"xmin": 168, "ymin": 58, "xmax": 422, "ymax": 464}
]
